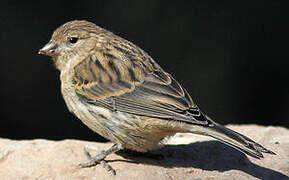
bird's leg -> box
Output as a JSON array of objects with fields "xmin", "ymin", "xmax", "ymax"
[{"xmin": 79, "ymin": 144, "xmax": 122, "ymax": 175}]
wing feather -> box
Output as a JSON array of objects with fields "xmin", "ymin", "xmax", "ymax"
[{"xmin": 73, "ymin": 44, "xmax": 210, "ymax": 125}]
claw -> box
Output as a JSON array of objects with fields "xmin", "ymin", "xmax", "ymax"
[
  {"xmin": 79, "ymin": 144, "xmax": 122, "ymax": 175},
  {"xmin": 100, "ymin": 160, "xmax": 116, "ymax": 175}
]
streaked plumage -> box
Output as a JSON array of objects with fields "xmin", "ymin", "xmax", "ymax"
[{"xmin": 39, "ymin": 20, "xmax": 275, "ymax": 174}]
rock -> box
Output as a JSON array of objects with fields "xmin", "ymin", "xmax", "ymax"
[{"xmin": 0, "ymin": 125, "xmax": 288, "ymax": 180}]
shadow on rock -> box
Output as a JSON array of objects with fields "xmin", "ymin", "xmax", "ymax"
[{"xmin": 115, "ymin": 141, "xmax": 288, "ymax": 180}]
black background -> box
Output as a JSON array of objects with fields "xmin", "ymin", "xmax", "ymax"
[{"xmin": 1, "ymin": 1, "xmax": 288, "ymax": 141}]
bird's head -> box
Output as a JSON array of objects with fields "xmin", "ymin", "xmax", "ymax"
[{"xmin": 39, "ymin": 20, "xmax": 108, "ymax": 71}]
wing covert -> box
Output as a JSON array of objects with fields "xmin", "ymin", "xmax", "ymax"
[{"xmin": 73, "ymin": 48, "xmax": 210, "ymax": 125}]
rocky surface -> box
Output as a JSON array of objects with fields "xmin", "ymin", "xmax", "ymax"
[{"xmin": 0, "ymin": 125, "xmax": 288, "ymax": 180}]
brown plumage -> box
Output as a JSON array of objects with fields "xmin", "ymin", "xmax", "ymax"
[{"xmin": 39, "ymin": 20, "xmax": 275, "ymax": 175}]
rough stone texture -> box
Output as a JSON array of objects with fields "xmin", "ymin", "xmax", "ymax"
[{"xmin": 0, "ymin": 125, "xmax": 288, "ymax": 180}]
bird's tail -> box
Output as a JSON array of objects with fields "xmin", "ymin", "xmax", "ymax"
[{"xmin": 190, "ymin": 118, "xmax": 276, "ymax": 158}]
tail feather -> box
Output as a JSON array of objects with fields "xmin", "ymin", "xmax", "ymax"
[{"xmin": 191, "ymin": 122, "xmax": 276, "ymax": 159}]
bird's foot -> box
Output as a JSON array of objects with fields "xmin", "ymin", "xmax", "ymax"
[{"xmin": 79, "ymin": 144, "xmax": 122, "ymax": 175}]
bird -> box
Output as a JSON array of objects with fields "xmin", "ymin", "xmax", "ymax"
[{"xmin": 39, "ymin": 20, "xmax": 275, "ymax": 174}]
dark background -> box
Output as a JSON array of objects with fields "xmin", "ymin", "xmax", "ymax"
[{"xmin": 0, "ymin": 1, "xmax": 288, "ymax": 141}]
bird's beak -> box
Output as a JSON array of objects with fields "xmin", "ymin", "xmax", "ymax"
[{"xmin": 38, "ymin": 41, "xmax": 58, "ymax": 57}]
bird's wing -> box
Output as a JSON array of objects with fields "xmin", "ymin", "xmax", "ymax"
[{"xmin": 73, "ymin": 53, "xmax": 210, "ymax": 125}]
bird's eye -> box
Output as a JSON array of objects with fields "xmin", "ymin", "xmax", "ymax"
[{"xmin": 69, "ymin": 37, "xmax": 78, "ymax": 44}]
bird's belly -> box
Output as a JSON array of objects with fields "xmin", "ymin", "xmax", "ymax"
[
  {"xmin": 61, "ymin": 86, "xmax": 175, "ymax": 152},
  {"xmin": 83, "ymin": 103, "xmax": 177, "ymax": 152}
]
